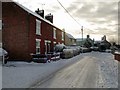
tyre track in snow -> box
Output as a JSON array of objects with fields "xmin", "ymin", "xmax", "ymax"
[
  {"xmin": 30, "ymin": 52, "xmax": 118, "ymax": 88},
  {"xmin": 32, "ymin": 55, "xmax": 99, "ymax": 88}
]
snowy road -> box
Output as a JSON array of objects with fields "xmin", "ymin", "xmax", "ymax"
[
  {"xmin": 32, "ymin": 52, "xmax": 118, "ymax": 88},
  {"xmin": 2, "ymin": 52, "xmax": 118, "ymax": 88}
]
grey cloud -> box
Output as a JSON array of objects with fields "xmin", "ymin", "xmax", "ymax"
[
  {"xmin": 46, "ymin": 8, "xmax": 57, "ymax": 13},
  {"xmin": 52, "ymin": 5, "xmax": 60, "ymax": 10},
  {"xmin": 66, "ymin": 1, "xmax": 118, "ymax": 36},
  {"xmin": 66, "ymin": 1, "xmax": 117, "ymax": 22},
  {"xmin": 45, "ymin": 5, "xmax": 60, "ymax": 13},
  {"xmin": 94, "ymin": 2, "xmax": 118, "ymax": 19},
  {"xmin": 67, "ymin": 3, "xmax": 78, "ymax": 13},
  {"xmin": 82, "ymin": 26, "xmax": 117, "ymax": 36},
  {"xmin": 76, "ymin": 2, "xmax": 117, "ymax": 20}
]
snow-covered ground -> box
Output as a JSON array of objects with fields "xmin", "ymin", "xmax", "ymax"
[
  {"xmin": 81, "ymin": 52, "xmax": 118, "ymax": 88},
  {"xmin": 0, "ymin": 61, "xmax": 2, "ymax": 90},
  {"xmin": 2, "ymin": 52, "xmax": 119, "ymax": 88},
  {"xmin": 2, "ymin": 54, "xmax": 84, "ymax": 88},
  {"xmin": 96, "ymin": 53, "xmax": 118, "ymax": 88}
]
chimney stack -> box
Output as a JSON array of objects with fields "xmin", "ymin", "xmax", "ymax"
[
  {"xmin": 45, "ymin": 13, "xmax": 53, "ymax": 23},
  {"xmin": 35, "ymin": 8, "xmax": 44, "ymax": 18}
]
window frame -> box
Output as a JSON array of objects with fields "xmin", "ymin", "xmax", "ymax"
[
  {"xmin": 36, "ymin": 19, "xmax": 41, "ymax": 35},
  {"xmin": 36, "ymin": 39, "xmax": 41, "ymax": 54},
  {"xmin": 62, "ymin": 32, "xmax": 64, "ymax": 41},
  {"xmin": 53, "ymin": 28, "xmax": 56, "ymax": 39}
]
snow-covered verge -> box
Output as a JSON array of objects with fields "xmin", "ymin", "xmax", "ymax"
[
  {"xmin": 2, "ymin": 54, "xmax": 84, "ymax": 88},
  {"xmin": 95, "ymin": 52, "xmax": 118, "ymax": 88}
]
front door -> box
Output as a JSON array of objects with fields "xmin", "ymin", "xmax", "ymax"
[{"xmin": 45, "ymin": 42, "xmax": 51, "ymax": 54}]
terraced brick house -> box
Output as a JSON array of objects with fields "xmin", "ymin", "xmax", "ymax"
[{"xmin": 2, "ymin": 1, "xmax": 65, "ymax": 61}]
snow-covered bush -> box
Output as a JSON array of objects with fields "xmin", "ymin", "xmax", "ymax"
[
  {"xmin": 62, "ymin": 49, "xmax": 74, "ymax": 59},
  {"xmin": 66, "ymin": 46, "xmax": 81, "ymax": 56},
  {"xmin": 54, "ymin": 44, "xmax": 66, "ymax": 52},
  {"xmin": 54, "ymin": 45, "xmax": 81, "ymax": 59}
]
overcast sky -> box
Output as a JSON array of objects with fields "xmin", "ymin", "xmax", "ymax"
[{"xmin": 14, "ymin": 0, "xmax": 119, "ymax": 41}]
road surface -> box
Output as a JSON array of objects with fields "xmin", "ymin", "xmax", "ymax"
[{"xmin": 31, "ymin": 52, "xmax": 118, "ymax": 88}]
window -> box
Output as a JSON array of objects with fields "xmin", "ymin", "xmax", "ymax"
[
  {"xmin": 53, "ymin": 28, "xmax": 56, "ymax": 39},
  {"xmin": 62, "ymin": 32, "xmax": 64, "ymax": 41},
  {"xmin": 36, "ymin": 39, "xmax": 41, "ymax": 54},
  {"xmin": 36, "ymin": 19, "xmax": 41, "ymax": 35}
]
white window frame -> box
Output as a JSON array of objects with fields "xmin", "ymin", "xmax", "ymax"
[
  {"xmin": 36, "ymin": 39, "xmax": 41, "ymax": 54},
  {"xmin": 45, "ymin": 40, "xmax": 51, "ymax": 54},
  {"xmin": 53, "ymin": 28, "xmax": 56, "ymax": 39},
  {"xmin": 36, "ymin": 19, "xmax": 41, "ymax": 35},
  {"xmin": 53, "ymin": 41, "xmax": 56, "ymax": 44},
  {"xmin": 62, "ymin": 32, "xmax": 64, "ymax": 41}
]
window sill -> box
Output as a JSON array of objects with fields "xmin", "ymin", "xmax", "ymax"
[{"xmin": 36, "ymin": 33, "xmax": 41, "ymax": 36}]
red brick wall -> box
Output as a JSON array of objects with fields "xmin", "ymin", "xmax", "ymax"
[
  {"xmin": 2, "ymin": 2, "xmax": 30, "ymax": 61},
  {"xmin": 28, "ymin": 15, "xmax": 36, "ymax": 55},
  {"xmin": 28, "ymin": 16, "xmax": 65, "ymax": 54},
  {"xmin": 2, "ymin": 2, "xmax": 65, "ymax": 61}
]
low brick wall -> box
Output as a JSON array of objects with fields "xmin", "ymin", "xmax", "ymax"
[{"xmin": 114, "ymin": 52, "xmax": 120, "ymax": 62}]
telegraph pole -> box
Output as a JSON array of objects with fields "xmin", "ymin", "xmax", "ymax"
[
  {"xmin": 81, "ymin": 26, "xmax": 83, "ymax": 53},
  {"xmin": 81, "ymin": 26, "xmax": 83, "ymax": 46}
]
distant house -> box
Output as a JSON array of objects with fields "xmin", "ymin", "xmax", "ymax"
[
  {"xmin": 2, "ymin": 2, "xmax": 65, "ymax": 61},
  {"xmin": 65, "ymin": 33, "xmax": 76, "ymax": 46},
  {"xmin": 83, "ymin": 35, "xmax": 93, "ymax": 48},
  {"xmin": 76, "ymin": 38, "xmax": 86, "ymax": 46},
  {"xmin": 76, "ymin": 35, "xmax": 94, "ymax": 47}
]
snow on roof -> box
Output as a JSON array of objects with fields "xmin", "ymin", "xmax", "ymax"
[
  {"xmin": 66, "ymin": 33, "xmax": 75, "ymax": 39},
  {"xmin": 15, "ymin": 2, "xmax": 56, "ymax": 26},
  {"xmin": 2, "ymin": 1, "xmax": 63, "ymax": 31}
]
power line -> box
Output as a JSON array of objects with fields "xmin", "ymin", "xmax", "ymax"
[
  {"xmin": 56, "ymin": 0, "xmax": 95, "ymax": 34},
  {"xmin": 57, "ymin": 0, "xmax": 82, "ymax": 28}
]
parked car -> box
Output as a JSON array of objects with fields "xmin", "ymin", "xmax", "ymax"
[{"xmin": 0, "ymin": 48, "xmax": 9, "ymax": 64}]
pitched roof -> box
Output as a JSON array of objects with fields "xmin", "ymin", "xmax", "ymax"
[
  {"xmin": 2, "ymin": 0, "xmax": 63, "ymax": 31},
  {"xmin": 16, "ymin": 2, "xmax": 58, "ymax": 27},
  {"xmin": 66, "ymin": 33, "xmax": 75, "ymax": 39}
]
